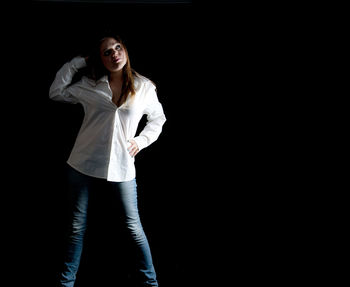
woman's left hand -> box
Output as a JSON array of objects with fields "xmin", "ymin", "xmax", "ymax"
[{"xmin": 127, "ymin": 139, "xmax": 139, "ymax": 157}]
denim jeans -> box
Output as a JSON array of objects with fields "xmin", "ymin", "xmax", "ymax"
[{"xmin": 58, "ymin": 165, "xmax": 158, "ymax": 287}]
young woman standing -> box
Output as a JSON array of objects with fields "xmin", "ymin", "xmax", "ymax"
[{"xmin": 50, "ymin": 33, "xmax": 166, "ymax": 287}]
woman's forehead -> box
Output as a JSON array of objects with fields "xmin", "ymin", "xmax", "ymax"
[{"xmin": 100, "ymin": 37, "xmax": 120, "ymax": 49}]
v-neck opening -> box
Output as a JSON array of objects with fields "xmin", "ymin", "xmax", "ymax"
[{"xmin": 105, "ymin": 81, "xmax": 126, "ymax": 109}]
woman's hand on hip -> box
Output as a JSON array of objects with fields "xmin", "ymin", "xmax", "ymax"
[{"xmin": 127, "ymin": 139, "xmax": 139, "ymax": 157}]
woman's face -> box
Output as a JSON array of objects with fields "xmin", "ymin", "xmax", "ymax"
[{"xmin": 99, "ymin": 37, "xmax": 127, "ymax": 73}]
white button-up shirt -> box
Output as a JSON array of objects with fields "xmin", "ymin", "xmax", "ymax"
[{"xmin": 49, "ymin": 56, "xmax": 166, "ymax": 182}]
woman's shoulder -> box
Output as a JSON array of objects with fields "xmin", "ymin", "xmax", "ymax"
[
  {"xmin": 134, "ymin": 72, "xmax": 156, "ymax": 92},
  {"xmin": 73, "ymin": 75, "xmax": 108, "ymax": 90}
]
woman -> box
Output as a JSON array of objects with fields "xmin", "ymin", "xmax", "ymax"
[{"xmin": 49, "ymin": 33, "xmax": 166, "ymax": 287}]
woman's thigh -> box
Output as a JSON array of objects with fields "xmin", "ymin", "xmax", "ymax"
[{"xmin": 111, "ymin": 179, "xmax": 138, "ymax": 220}]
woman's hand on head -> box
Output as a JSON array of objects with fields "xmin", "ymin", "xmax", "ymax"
[{"xmin": 127, "ymin": 139, "xmax": 139, "ymax": 157}]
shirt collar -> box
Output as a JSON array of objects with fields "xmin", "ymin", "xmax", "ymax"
[
  {"xmin": 83, "ymin": 75, "xmax": 108, "ymax": 87},
  {"xmin": 96, "ymin": 75, "xmax": 109, "ymax": 84}
]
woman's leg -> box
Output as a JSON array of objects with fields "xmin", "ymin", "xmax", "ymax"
[
  {"xmin": 112, "ymin": 179, "xmax": 158, "ymax": 286},
  {"xmin": 58, "ymin": 166, "xmax": 91, "ymax": 287}
]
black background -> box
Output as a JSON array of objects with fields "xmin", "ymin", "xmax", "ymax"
[
  {"xmin": 6, "ymin": 1, "xmax": 295, "ymax": 286},
  {"xmin": 18, "ymin": 1, "xmax": 203, "ymax": 287},
  {"xmin": 11, "ymin": 2, "xmax": 342, "ymax": 286}
]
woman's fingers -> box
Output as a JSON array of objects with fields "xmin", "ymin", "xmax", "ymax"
[{"xmin": 127, "ymin": 140, "xmax": 139, "ymax": 157}]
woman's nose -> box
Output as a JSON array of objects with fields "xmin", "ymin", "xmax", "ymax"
[{"xmin": 112, "ymin": 49, "xmax": 119, "ymax": 57}]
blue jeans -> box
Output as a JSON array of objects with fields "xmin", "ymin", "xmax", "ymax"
[{"xmin": 58, "ymin": 166, "xmax": 158, "ymax": 286}]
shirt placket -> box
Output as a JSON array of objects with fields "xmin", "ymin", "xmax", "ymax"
[{"xmin": 106, "ymin": 81, "xmax": 126, "ymax": 181}]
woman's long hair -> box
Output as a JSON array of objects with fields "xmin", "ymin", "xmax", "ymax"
[{"xmin": 85, "ymin": 33, "xmax": 137, "ymax": 106}]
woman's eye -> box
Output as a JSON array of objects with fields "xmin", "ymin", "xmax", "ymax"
[
  {"xmin": 103, "ymin": 45, "xmax": 122, "ymax": 56},
  {"xmin": 104, "ymin": 50, "xmax": 111, "ymax": 56}
]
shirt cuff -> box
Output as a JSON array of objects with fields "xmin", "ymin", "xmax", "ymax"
[
  {"xmin": 132, "ymin": 136, "xmax": 148, "ymax": 152},
  {"xmin": 71, "ymin": 56, "xmax": 87, "ymax": 70}
]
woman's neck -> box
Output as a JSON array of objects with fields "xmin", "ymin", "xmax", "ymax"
[{"xmin": 109, "ymin": 70, "xmax": 123, "ymax": 84}]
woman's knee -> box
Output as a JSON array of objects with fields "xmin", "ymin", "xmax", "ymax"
[{"xmin": 126, "ymin": 220, "xmax": 145, "ymax": 239}]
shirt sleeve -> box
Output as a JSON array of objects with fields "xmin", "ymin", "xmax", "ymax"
[
  {"xmin": 49, "ymin": 56, "xmax": 87, "ymax": 104},
  {"xmin": 133, "ymin": 83, "xmax": 166, "ymax": 151}
]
